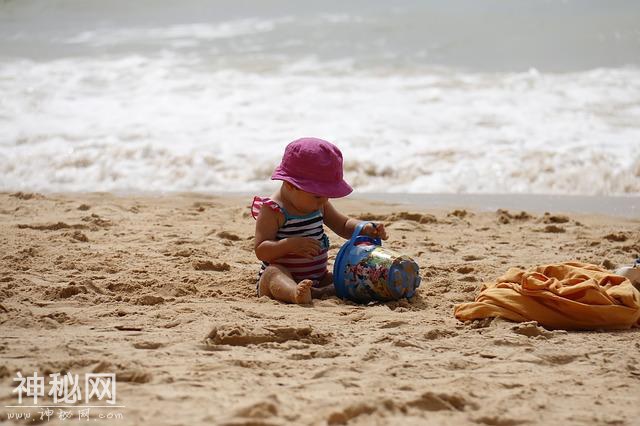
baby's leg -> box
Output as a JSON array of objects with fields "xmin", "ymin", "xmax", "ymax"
[
  {"xmin": 311, "ymin": 271, "xmax": 336, "ymax": 298},
  {"xmin": 259, "ymin": 264, "xmax": 312, "ymax": 304}
]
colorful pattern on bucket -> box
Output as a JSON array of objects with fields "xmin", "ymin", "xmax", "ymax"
[
  {"xmin": 345, "ymin": 247, "xmax": 420, "ymax": 303},
  {"xmin": 333, "ymin": 222, "xmax": 421, "ymax": 304}
]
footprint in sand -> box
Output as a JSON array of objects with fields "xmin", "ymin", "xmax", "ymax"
[
  {"xmin": 456, "ymin": 266, "xmax": 478, "ymax": 282},
  {"xmin": 327, "ymin": 403, "xmax": 376, "ymax": 425},
  {"xmin": 541, "ymin": 225, "xmax": 565, "ymax": 233},
  {"xmin": 361, "ymin": 347, "xmax": 385, "ymax": 362},
  {"xmin": 405, "ymin": 391, "xmax": 477, "ymax": 412},
  {"xmin": 15, "ymin": 247, "xmax": 37, "ymax": 260},
  {"xmin": 462, "ymin": 255, "xmax": 484, "ymax": 262},
  {"xmin": 193, "ymin": 260, "xmax": 230, "ymax": 271},
  {"xmin": 510, "ymin": 321, "xmax": 556, "ymax": 338},
  {"xmin": 41, "ymin": 312, "xmax": 74, "ymax": 325},
  {"xmin": 424, "ymin": 328, "xmax": 458, "ymax": 340},
  {"xmin": 65, "ymin": 230, "xmax": 89, "ymax": 242},
  {"xmin": 288, "ymin": 349, "xmax": 340, "ymax": 360},
  {"xmin": 217, "ymin": 231, "xmax": 241, "ymax": 241},
  {"xmin": 10, "ymin": 192, "xmax": 43, "ymax": 200},
  {"xmin": 327, "ymin": 391, "xmax": 477, "ymax": 423},
  {"xmin": 18, "ymin": 222, "xmax": 87, "ymax": 231},
  {"xmin": 132, "ymin": 341, "xmax": 165, "ymax": 350},
  {"xmin": 135, "ymin": 295, "xmax": 165, "ymax": 306},
  {"xmin": 604, "ymin": 232, "xmax": 628, "ymax": 242},
  {"xmin": 81, "ymin": 214, "xmax": 113, "ymax": 230},
  {"xmin": 462, "ymin": 284, "xmax": 477, "ymax": 292},
  {"xmin": 491, "ymin": 336, "xmax": 535, "ymax": 347},
  {"xmin": 57, "ymin": 284, "xmax": 88, "ymax": 299},
  {"xmin": 447, "ymin": 209, "xmax": 471, "ymax": 219},
  {"xmin": 536, "ymin": 351, "xmax": 583, "ymax": 366},
  {"xmin": 40, "ymin": 317, "xmax": 61, "ymax": 329},
  {"xmin": 541, "ymin": 212, "xmax": 570, "ymax": 224},
  {"xmin": 231, "ymin": 397, "xmax": 279, "ymax": 420},
  {"xmin": 174, "ymin": 248, "xmax": 195, "ymax": 257},
  {"xmin": 474, "ymin": 415, "xmax": 528, "ymax": 426},
  {"xmin": 496, "ymin": 209, "xmax": 534, "ymax": 224},
  {"xmin": 204, "ymin": 324, "xmax": 331, "ymax": 346},
  {"xmin": 379, "ymin": 320, "xmax": 408, "ymax": 329}
]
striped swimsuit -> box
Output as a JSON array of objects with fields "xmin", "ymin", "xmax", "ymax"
[{"xmin": 251, "ymin": 197, "xmax": 329, "ymax": 291}]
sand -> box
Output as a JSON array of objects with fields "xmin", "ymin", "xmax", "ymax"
[{"xmin": 1, "ymin": 191, "xmax": 639, "ymax": 425}]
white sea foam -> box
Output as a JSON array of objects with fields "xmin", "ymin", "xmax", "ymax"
[
  {"xmin": 1, "ymin": 53, "xmax": 638, "ymax": 195},
  {"xmin": 1, "ymin": 2, "xmax": 639, "ymax": 195}
]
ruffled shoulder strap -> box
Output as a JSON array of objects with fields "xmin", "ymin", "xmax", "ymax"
[{"xmin": 251, "ymin": 196, "xmax": 284, "ymax": 220}]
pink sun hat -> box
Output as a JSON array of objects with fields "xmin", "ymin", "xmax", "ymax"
[{"xmin": 271, "ymin": 137, "xmax": 353, "ymax": 198}]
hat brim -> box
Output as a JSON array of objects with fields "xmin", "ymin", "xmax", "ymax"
[{"xmin": 271, "ymin": 168, "xmax": 353, "ymax": 198}]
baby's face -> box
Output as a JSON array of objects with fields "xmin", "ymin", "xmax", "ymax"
[{"xmin": 290, "ymin": 188, "xmax": 328, "ymax": 214}]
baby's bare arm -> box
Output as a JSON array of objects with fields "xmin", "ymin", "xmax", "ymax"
[
  {"xmin": 322, "ymin": 201, "xmax": 355, "ymax": 239},
  {"xmin": 254, "ymin": 205, "xmax": 289, "ymax": 262},
  {"xmin": 254, "ymin": 206, "xmax": 321, "ymax": 261}
]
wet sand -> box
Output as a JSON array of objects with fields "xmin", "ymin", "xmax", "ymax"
[{"xmin": 1, "ymin": 191, "xmax": 639, "ymax": 425}]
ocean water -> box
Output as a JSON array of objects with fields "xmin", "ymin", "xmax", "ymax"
[{"xmin": 1, "ymin": 0, "xmax": 639, "ymax": 195}]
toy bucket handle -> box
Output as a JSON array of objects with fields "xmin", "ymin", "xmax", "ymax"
[{"xmin": 348, "ymin": 221, "xmax": 382, "ymax": 247}]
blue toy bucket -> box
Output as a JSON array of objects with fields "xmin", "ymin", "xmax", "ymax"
[{"xmin": 333, "ymin": 221, "xmax": 421, "ymax": 303}]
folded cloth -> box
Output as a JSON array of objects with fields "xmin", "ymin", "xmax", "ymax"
[{"xmin": 454, "ymin": 262, "xmax": 640, "ymax": 330}]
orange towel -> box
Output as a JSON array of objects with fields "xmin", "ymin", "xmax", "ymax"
[{"xmin": 454, "ymin": 262, "xmax": 640, "ymax": 330}]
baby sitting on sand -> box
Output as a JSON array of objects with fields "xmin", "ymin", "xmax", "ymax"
[{"xmin": 251, "ymin": 137, "xmax": 387, "ymax": 304}]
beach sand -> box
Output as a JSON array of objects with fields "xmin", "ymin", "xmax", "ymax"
[{"xmin": 1, "ymin": 191, "xmax": 639, "ymax": 425}]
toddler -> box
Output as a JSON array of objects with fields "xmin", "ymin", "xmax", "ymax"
[{"xmin": 252, "ymin": 137, "xmax": 388, "ymax": 304}]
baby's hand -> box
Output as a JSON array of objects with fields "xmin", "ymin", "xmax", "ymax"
[
  {"xmin": 286, "ymin": 237, "xmax": 322, "ymax": 258},
  {"xmin": 362, "ymin": 222, "xmax": 388, "ymax": 240}
]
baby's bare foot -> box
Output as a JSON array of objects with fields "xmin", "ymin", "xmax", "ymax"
[{"xmin": 294, "ymin": 280, "xmax": 313, "ymax": 305}]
